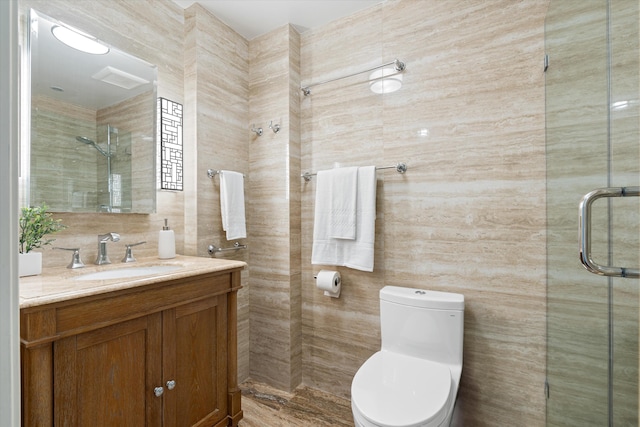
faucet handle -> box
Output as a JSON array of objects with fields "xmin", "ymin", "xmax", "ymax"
[
  {"xmin": 54, "ymin": 247, "xmax": 85, "ymax": 269},
  {"xmin": 122, "ymin": 241, "xmax": 146, "ymax": 263}
]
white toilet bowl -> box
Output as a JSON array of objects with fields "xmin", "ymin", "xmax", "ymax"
[
  {"xmin": 351, "ymin": 351, "xmax": 456, "ymax": 427},
  {"xmin": 350, "ymin": 286, "xmax": 464, "ymax": 427}
]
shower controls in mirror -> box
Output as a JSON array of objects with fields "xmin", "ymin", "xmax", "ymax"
[{"xmin": 27, "ymin": 9, "xmax": 158, "ymax": 214}]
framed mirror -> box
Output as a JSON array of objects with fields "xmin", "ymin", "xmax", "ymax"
[{"xmin": 24, "ymin": 9, "xmax": 158, "ymax": 213}]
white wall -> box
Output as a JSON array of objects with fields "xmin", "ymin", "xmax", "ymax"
[{"xmin": 0, "ymin": 0, "xmax": 21, "ymax": 425}]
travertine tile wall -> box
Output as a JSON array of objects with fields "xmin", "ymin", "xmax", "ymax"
[
  {"xmin": 300, "ymin": 1, "xmax": 549, "ymax": 425},
  {"xmin": 30, "ymin": 96, "xmax": 99, "ymax": 210},
  {"xmin": 183, "ymin": 3, "xmax": 251, "ymax": 380},
  {"xmin": 248, "ymin": 25, "xmax": 302, "ymax": 391},
  {"xmin": 97, "ymin": 91, "xmax": 156, "ymax": 213}
]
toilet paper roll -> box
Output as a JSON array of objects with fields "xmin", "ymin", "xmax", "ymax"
[{"xmin": 316, "ymin": 270, "xmax": 341, "ymax": 298}]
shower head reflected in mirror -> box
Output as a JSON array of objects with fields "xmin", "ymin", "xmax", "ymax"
[{"xmin": 75, "ymin": 136, "xmax": 110, "ymax": 157}]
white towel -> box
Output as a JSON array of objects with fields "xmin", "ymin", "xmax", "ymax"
[
  {"xmin": 219, "ymin": 170, "xmax": 246, "ymax": 240},
  {"xmin": 311, "ymin": 169, "xmax": 341, "ymax": 266},
  {"xmin": 312, "ymin": 166, "xmax": 377, "ymax": 272},
  {"xmin": 324, "ymin": 167, "xmax": 358, "ymax": 239},
  {"xmin": 342, "ymin": 166, "xmax": 377, "ymax": 271}
]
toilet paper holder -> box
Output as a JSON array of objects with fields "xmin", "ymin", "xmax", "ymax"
[{"xmin": 314, "ymin": 270, "xmax": 342, "ymax": 298}]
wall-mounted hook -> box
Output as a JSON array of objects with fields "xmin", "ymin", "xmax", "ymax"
[
  {"xmin": 269, "ymin": 120, "xmax": 280, "ymax": 134},
  {"xmin": 251, "ymin": 124, "xmax": 263, "ymax": 136}
]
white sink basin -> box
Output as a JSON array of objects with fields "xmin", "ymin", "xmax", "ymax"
[{"xmin": 75, "ymin": 265, "xmax": 183, "ymax": 281}]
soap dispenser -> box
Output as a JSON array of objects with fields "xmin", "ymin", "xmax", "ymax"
[{"xmin": 158, "ymin": 218, "xmax": 176, "ymax": 259}]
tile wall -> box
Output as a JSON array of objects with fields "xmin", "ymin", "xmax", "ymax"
[
  {"xmin": 19, "ymin": 0, "xmax": 552, "ymax": 425},
  {"xmin": 300, "ymin": 1, "xmax": 549, "ymax": 425},
  {"xmin": 248, "ymin": 25, "xmax": 302, "ymax": 391},
  {"xmin": 183, "ymin": 3, "xmax": 251, "ymax": 379}
]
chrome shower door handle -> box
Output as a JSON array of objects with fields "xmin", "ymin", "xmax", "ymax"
[{"xmin": 579, "ymin": 186, "xmax": 640, "ymax": 278}]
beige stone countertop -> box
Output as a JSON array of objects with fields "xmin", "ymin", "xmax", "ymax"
[{"xmin": 20, "ymin": 255, "xmax": 246, "ymax": 309}]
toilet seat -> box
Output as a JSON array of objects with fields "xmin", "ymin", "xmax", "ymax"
[{"xmin": 351, "ymin": 351, "xmax": 453, "ymax": 427}]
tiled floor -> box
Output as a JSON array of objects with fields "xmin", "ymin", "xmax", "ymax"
[{"xmin": 239, "ymin": 380, "xmax": 354, "ymax": 427}]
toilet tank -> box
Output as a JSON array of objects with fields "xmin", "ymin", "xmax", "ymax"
[{"xmin": 380, "ymin": 286, "xmax": 464, "ymax": 367}]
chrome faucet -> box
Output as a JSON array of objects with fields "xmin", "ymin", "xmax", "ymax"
[
  {"xmin": 54, "ymin": 247, "xmax": 85, "ymax": 269},
  {"xmin": 95, "ymin": 232, "xmax": 120, "ymax": 265}
]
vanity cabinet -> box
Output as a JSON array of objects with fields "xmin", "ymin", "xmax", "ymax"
[{"xmin": 20, "ymin": 262, "xmax": 244, "ymax": 427}]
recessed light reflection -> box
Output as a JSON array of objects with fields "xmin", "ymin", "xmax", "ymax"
[
  {"xmin": 612, "ymin": 101, "xmax": 628, "ymax": 110},
  {"xmin": 611, "ymin": 99, "xmax": 640, "ymax": 111}
]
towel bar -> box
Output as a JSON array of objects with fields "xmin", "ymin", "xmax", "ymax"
[
  {"xmin": 207, "ymin": 169, "xmax": 246, "ymax": 179},
  {"xmin": 208, "ymin": 241, "xmax": 247, "ymax": 256},
  {"xmin": 301, "ymin": 162, "xmax": 407, "ymax": 182}
]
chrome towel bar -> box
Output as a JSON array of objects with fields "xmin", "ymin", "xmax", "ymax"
[
  {"xmin": 207, "ymin": 169, "xmax": 245, "ymax": 179},
  {"xmin": 301, "ymin": 162, "xmax": 407, "ymax": 182},
  {"xmin": 208, "ymin": 241, "xmax": 247, "ymax": 256},
  {"xmin": 301, "ymin": 59, "xmax": 405, "ymax": 96}
]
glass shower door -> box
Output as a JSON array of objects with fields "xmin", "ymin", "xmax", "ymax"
[{"xmin": 545, "ymin": 1, "xmax": 640, "ymax": 426}]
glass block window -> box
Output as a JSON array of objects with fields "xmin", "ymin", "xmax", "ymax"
[{"xmin": 159, "ymin": 97, "xmax": 183, "ymax": 190}]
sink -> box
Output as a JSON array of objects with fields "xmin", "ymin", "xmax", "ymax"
[{"xmin": 74, "ymin": 265, "xmax": 183, "ymax": 281}]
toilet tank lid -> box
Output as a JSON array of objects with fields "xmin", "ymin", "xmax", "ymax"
[{"xmin": 381, "ymin": 286, "xmax": 464, "ymax": 310}]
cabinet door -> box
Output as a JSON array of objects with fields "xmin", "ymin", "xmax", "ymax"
[
  {"xmin": 54, "ymin": 314, "xmax": 163, "ymax": 426},
  {"xmin": 163, "ymin": 295, "xmax": 228, "ymax": 427}
]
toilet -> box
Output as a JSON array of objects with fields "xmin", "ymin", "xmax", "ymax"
[{"xmin": 351, "ymin": 286, "xmax": 464, "ymax": 427}]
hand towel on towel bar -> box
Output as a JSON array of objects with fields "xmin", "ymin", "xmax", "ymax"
[
  {"xmin": 311, "ymin": 166, "xmax": 377, "ymax": 272},
  {"xmin": 342, "ymin": 165, "xmax": 377, "ymax": 271},
  {"xmin": 321, "ymin": 166, "xmax": 358, "ymax": 239},
  {"xmin": 219, "ymin": 170, "xmax": 246, "ymax": 240},
  {"xmin": 311, "ymin": 166, "xmax": 358, "ymax": 266}
]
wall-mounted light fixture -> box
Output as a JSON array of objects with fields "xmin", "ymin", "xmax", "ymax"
[
  {"xmin": 301, "ymin": 58, "xmax": 405, "ymax": 96},
  {"xmin": 52, "ymin": 24, "xmax": 109, "ymax": 55},
  {"xmin": 369, "ymin": 67, "xmax": 403, "ymax": 94}
]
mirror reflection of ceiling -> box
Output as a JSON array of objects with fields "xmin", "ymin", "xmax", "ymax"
[
  {"xmin": 32, "ymin": 11, "xmax": 156, "ymax": 110},
  {"xmin": 171, "ymin": 0, "xmax": 383, "ymax": 40}
]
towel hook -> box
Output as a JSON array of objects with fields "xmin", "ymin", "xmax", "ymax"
[
  {"xmin": 251, "ymin": 124, "xmax": 263, "ymax": 136},
  {"xmin": 269, "ymin": 120, "xmax": 280, "ymax": 134}
]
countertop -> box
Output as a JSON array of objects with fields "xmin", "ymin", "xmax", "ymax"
[{"xmin": 19, "ymin": 255, "xmax": 246, "ymax": 309}]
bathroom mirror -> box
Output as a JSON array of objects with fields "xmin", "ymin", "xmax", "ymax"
[{"xmin": 25, "ymin": 9, "xmax": 157, "ymax": 213}]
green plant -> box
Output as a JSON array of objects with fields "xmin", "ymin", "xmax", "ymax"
[{"xmin": 19, "ymin": 204, "xmax": 66, "ymax": 253}]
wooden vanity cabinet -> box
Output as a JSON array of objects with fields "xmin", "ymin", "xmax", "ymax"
[{"xmin": 21, "ymin": 267, "xmax": 243, "ymax": 427}]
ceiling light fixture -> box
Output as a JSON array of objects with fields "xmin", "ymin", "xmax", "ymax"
[{"xmin": 51, "ymin": 25, "xmax": 109, "ymax": 55}]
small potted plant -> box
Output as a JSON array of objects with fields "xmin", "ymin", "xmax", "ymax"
[{"xmin": 18, "ymin": 204, "xmax": 66, "ymax": 277}]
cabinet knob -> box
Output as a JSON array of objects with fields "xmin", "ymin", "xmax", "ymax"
[
  {"xmin": 166, "ymin": 380, "xmax": 176, "ymax": 390},
  {"xmin": 154, "ymin": 386, "xmax": 164, "ymax": 397}
]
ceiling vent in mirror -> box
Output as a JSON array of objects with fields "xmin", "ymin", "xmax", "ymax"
[
  {"xmin": 92, "ymin": 66, "xmax": 149, "ymax": 90},
  {"xmin": 51, "ymin": 24, "xmax": 109, "ymax": 55}
]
